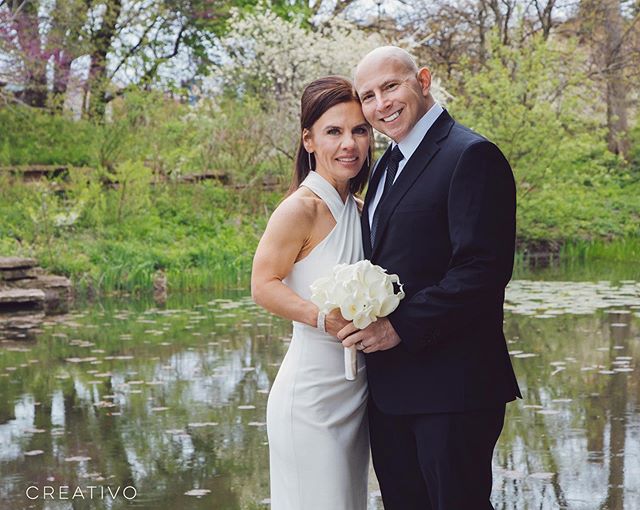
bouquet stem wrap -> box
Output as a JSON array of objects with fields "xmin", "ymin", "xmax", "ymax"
[
  {"xmin": 310, "ymin": 260, "xmax": 405, "ymax": 381},
  {"xmin": 345, "ymin": 345, "xmax": 357, "ymax": 381}
]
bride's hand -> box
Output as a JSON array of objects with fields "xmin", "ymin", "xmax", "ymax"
[{"xmin": 324, "ymin": 308, "xmax": 351, "ymax": 337}]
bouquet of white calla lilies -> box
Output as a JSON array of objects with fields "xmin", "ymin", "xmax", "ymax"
[{"xmin": 310, "ymin": 260, "xmax": 405, "ymax": 380}]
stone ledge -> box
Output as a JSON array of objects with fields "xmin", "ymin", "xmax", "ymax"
[
  {"xmin": 0, "ymin": 288, "xmax": 45, "ymax": 305},
  {"xmin": 0, "ymin": 257, "xmax": 38, "ymax": 270}
]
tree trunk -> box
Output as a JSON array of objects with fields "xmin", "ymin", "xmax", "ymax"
[
  {"xmin": 602, "ymin": 0, "xmax": 629, "ymax": 156},
  {"xmin": 12, "ymin": 2, "xmax": 48, "ymax": 108},
  {"xmin": 87, "ymin": 0, "xmax": 123, "ymax": 118}
]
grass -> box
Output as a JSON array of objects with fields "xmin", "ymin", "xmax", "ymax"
[{"xmin": 560, "ymin": 238, "xmax": 640, "ymax": 262}]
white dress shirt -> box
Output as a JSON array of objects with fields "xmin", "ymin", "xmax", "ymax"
[{"xmin": 368, "ymin": 103, "xmax": 444, "ymax": 226}]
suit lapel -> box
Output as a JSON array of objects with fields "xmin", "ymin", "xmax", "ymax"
[
  {"xmin": 371, "ymin": 110, "xmax": 455, "ymax": 260},
  {"xmin": 362, "ymin": 145, "xmax": 392, "ymax": 259}
]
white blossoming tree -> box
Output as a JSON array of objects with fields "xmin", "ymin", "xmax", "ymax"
[
  {"xmin": 208, "ymin": 6, "xmax": 383, "ymax": 164},
  {"xmin": 202, "ymin": 4, "xmax": 450, "ymax": 184}
]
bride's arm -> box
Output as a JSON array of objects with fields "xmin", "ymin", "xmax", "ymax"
[
  {"xmin": 251, "ymin": 195, "xmax": 317, "ymax": 327},
  {"xmin": 251, "ymin": 194, "xmax": 349, "ymax": 336}
]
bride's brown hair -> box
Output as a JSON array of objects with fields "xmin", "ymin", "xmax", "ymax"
[{"xmin": 287, "ymin": 76, "xmax": 373, "ymax": 196}]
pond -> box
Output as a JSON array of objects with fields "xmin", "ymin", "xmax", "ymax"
[{"xmin": 0, "ymin": 265, "xmax": 639, "ymax": 509}]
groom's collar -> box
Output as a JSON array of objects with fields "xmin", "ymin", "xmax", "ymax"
[{"xmin": 396, "ymin": 102, "xmax": 444, "ymax": 162}]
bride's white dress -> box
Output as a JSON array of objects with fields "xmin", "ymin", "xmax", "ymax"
[{"xmin": 266, "ymin": 170, "xmax": 369, "ymax": 510}]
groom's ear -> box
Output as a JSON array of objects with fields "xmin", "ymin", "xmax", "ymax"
[{"xmin": 416, "ymin": 67, "xmax": 431, "ymax": 97}]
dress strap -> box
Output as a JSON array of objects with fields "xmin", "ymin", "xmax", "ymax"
[{"xmin": 300, "ymin": 171, "xmax": 346, "ymax": 222}]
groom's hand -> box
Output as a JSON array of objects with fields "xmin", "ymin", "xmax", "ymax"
[{"xmin": 338, "ymin": 318, "xmax": 401, "ymax": 353}]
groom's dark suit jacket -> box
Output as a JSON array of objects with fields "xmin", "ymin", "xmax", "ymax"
[{"xmin": 362, "ymin": 110, "xmax": 521, "ymax": 415}]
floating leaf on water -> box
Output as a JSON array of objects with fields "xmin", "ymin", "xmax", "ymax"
[
  {"xmin": 248, "ymin": 422, "xmax": 266, "ymax": 427},
  {"xmin": 184, "ymin": 489, "xmax": 211, "ymax": 497},
  {"xmin": 238, "ymin": 405, "xmax": 256, "ymax": 410},
  {"xmin": 24, "ymin": 450, "xmax": 44, "ymax": 456},
  {"xmin": 551, "ymin": 398, "xmax": 572, "ymax": 403},
  {"xmin": 551, "ymin": 367, "xmax": 566, "ymax": 376},
  {"xmin": 508, "ymin": 350, "xmax": 523, "ymax": 356},
  {"xmin": 528, "ymin": 472, "xmax": 555, "ymax": 480},
  {"xmin": 94, "ymin": 401, "xmax": 117, "ymax": 408},
  {"xmin": 187, "ymin": 422, "xmax": 219, "ymax": 428},
  {"xmin": 514, "ymin": 353, "xmax": 538, "ymax": 358},
  {"xmin": 495, "ymin": 469, "xmax": 526, "ymax": 479},
  {"xmin": 614, "ymin": 368, "xmax": 634, "ymax": 372},
  {"xmin": 64, "ymin": 456, "xmax": 91, "ymax": 462},
  {"xmin": 23, "ymin": 428, "xmax": 46, "ymax": 434}
]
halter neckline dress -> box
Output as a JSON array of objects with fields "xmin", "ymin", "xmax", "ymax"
[{"xmin": 266, "ymin": 170, "xmax": 369, "ymax": 510}]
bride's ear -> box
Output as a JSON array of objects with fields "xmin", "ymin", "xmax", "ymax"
[{"xmin": 302, "ymin": 128, "xmax": 313, "ymax": 153}]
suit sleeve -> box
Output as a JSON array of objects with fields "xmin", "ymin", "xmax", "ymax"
[{"xmin": 388, "ymin": 140, "xmax": 516, "ymax": 353}]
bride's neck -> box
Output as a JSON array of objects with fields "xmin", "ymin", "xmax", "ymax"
[{"xmin": 315, "ymin": 169, "xmax": 350, "ymax": 202}]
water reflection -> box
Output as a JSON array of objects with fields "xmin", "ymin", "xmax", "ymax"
[{"xmin": 0, "ymin": 281, "xmax": 638, "ymax": 509}]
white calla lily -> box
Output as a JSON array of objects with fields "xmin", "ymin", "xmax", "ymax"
[{"xmin": 309, "ymin": 260, "xmax": 405, "ymax": 380}]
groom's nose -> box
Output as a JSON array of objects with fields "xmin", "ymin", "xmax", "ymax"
[{"xmin": 375, "ymin": 93, "xmax": 391, "ymax": 113}]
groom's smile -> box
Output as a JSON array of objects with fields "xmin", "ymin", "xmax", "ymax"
[{"xmin": 381, "ymin": 109, "xmax": 402, "ymax": 123}]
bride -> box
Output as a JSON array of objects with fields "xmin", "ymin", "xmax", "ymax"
[{"xmin": 251, "ymin": 75, "xmax": 372, "ymax": 510}]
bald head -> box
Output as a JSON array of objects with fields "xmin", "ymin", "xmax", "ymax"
[{"xmin": 354, "ymin": 46, "xmax": 418, "ymax": 86}]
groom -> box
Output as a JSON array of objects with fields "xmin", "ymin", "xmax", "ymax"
[{"xmin": 338, "ymin": 46, "xmax": 521, "ymax": 509}]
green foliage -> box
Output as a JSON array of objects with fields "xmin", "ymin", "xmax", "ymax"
[
  {"xmin": 0, "ymin": 106, "xmax": 97, "ymax": 166},
  {"xmin": 0, "ymin": 167, "xmax": 279, "ymax": 293},
  {"xmin": 627, "ymin": 123, "xmax": 640, "ymax": 182},
  {"xmin": 449, "ymin": 32, "xmax": 633, "ymax": 243},
  {"xmin": 1, "ymin": 27, "xmax": 638, "ymax": 293},
  {"xmin": 196, "ymin": 96, "xmax": 290, "ymax": 185}
]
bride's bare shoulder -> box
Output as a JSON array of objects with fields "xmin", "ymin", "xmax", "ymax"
[{"xmin": 269, "ymin": 187, "xmax": 321, "ymax": 227}]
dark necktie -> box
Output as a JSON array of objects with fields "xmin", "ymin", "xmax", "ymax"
[{"xmin": 370, "ymin": 145, "xmax": 404, "ymax": 248}]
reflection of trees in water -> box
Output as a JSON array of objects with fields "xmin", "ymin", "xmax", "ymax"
[
  {"xmin": 493, "ymin": 311, "xmax": 639, "ymax": 509},
  {"xmin": 3, "ymin": 293, "xmax": 639, "ymax": 509},
  {"xmin": 0, "ymin": 297, "xmax": 289, "ymax": 509},
  {"xmin": 604, "ymin": 311, "xmax": 631, "ymax": 510}
]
